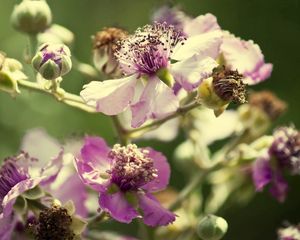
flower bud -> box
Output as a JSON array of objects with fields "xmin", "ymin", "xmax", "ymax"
[
  {"xmin": 197, "ymin": 215, "xmax": 228, "ymax": 240},
  {"xmin": 92, "ymin": 27, "xmax": 127, "ymax": 76},
  {"xmin": 32, "ymin": 43, "xmax": 72, "ymax": 80},
  {"xmin": 197, "ymin": 66, "xmax": 246, "ymax": 117},
  {"xmin": 38, "ymin": 24, "xmax": 75, "ymax": 46},
  {"xmin": 11, "ymin": 0, "xmax": 52, "ymax": 35}
]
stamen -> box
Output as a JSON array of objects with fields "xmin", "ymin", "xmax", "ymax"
[{"xmin": 108, "ymin": 144, "xmax": 158, "ymax": 191}]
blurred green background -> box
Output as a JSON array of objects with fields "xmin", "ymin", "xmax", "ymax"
[{"xmin": 0, "ymin": 0, "xmax": 299, "ymax": 239}]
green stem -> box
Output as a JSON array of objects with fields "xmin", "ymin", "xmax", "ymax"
[
  {"xmin": 28, "ymin": 34, "xmax": 38, "ymax": 59},
  {"xmin": 126, "ymin": 101, "xmax": 200, "ymax": 138},
  {"xmin": 27, "ymin": 199, "xmax": 48, "ymax": 211},
  {"xmin": 169, "ymin": 164, "xmax": 220, "ymax": 212},
  {"xmin": 138, "ymin": 219, "xmax": 151, "ymax": 240},
  {"xmin": 87, "ymin": 211, "xmax": 106, "ymax": 227},
  {"xmin": 111, "ymin": 115, "xmax": 129, "ymax": 145},
  {"xmin": 17, "ymin": 79, "xmax": 97, "ymax": 113}
]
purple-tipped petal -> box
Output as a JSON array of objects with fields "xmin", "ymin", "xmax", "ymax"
[
  {"xmin": 80, "ymin": 75, "xmax": 138, "ymax": 115},
  {"xmin": 269, "ymin": 173, "xmax": 288, "ymax": 203},
  {"xmin": 1, "ymin": 177, "xmax": 44, "ymax": 219},
  {"xmin": 138, "ymin": 193, "xmax": 176, "ymax": 227},
  {"xmin": 75, "ymin": 136, "xmax": 111, "ymax": 191},
  {"xmin": 184, "ymin": 13, "xmax": 220, "ymax": 36},
  {"xmin": 171, "ymin": 55, "xmax": 218, "ymax": 91},
  {"xmin": 131, "ymin": 77, "xmax": 179, "ymax": 128},
  {"xmin": 221, "ymin": 36, "xmax": 273, "ymax": 85},
  {"xmin": 252, "ymin": 156, "xmax": 273, "ymax": 191},
  {"xmin": 142, "ymin": 148, "xmax": 170, "ymax": 192},
  {"xmin": 99, "ymin": 191, "xmax": 139, "ymax": 224},
  {"xmin": 171, "ymin": 30, "xmax": 223, "ymax": 61}
]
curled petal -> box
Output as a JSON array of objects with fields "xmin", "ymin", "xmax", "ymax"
[
  {"xmin": 252, "ymin": 156, "xmax": 273, "ymax": 191},
  {"xmin": 269, "ymin": 173, "xmax": 288, "ymax": 203},
  {"xmin": 99, "ymin": 191, "xmax": 139, "ymax": 224},
  {"xmin": 80, "ymin": 74, "xmax": 138, "ymax": 115},
  {"xmin": 1, "ymin": 177, "xmax": 44, "ymax": 219},
  {"xmin": 142, "ymin": 148, "xmax": 171, "ymax": 192},
  {"xmin": 138, "ymin": 193, "xmax": 176, "ymax": 227},
  {"xmin": 131, "ymin": 77, "xmax": 179, "ymax": 128},
  {"xmin": 171, "ymin": 30, "xmax": 222, "ymax": 61},
  {"xmin": 171, "ymin": 55, "xmax": 218, "ymax": 91},
  {"xmin": 75, "ymin": 136, "xmax": 111, "ymax": 191},
  {"xmin": 221, "ymin": 36, "xmax": 273, "ymax": 84},
  {"xmin": 184, "ymin": 13, "xmax": 220, "ymax": 36}
]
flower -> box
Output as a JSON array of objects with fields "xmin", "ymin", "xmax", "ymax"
[
  {"xmin": 81, "ymin": 22, "xmax": 222, "ymax": 127},
  {"xmin": 32, "ymin": 43, "xmax": 72, "ymax": 80},
  {"xmin": 38, "ymin": 24, "xmax": 75, "ymax": 46},
  {"xmin": 278, "ymin": 224, "xmax": 300, "ymax": 240},
  {"xmin": 75, "ymin": 136, "xmax": 176, "ymax": 226},
  {"xmin": 252, "ymin": 126, "xmax": 300, "ymax": 202},
  {"xmin": 92, "ymin": 27, "xmax": 128, "ymax": 76}
]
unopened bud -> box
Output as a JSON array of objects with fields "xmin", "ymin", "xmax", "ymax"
[
  {"xmin": 38, "ymin": 24, "xmax": 74, "ymax": 46},
  {"xmin": 11, "ymin": 0, "xmax": 52, "ymax": 35},
  {"xmin": 197, "ymin": 215, "xmax": 228, "ymax": 240},
  {"xmin": 32, "ymin": 43, "xmax": 72, "ymax": 80}
]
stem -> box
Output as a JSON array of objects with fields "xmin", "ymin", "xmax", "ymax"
[
  {"xmin": 27, "ymin": 199, "xmax": 48, "ymax": 211},
  {"xmin": 126, "ymin": 101, "xmax": 200, "ymax": 138},
  {"xmin": 111, "ymin": 115, "xmax": 129, "ymax": 145},
  {"xmin": 138, "ymin": 219, "xmax": 150, "ymax": 240},
  {"xmin": 87, "ymin": 211, "xmax": 106, "ymax": 227},
  {"xmin": 17, "ymin": 79, "xmax": 97, "ymax": 113},
  {"xmin": 28, "ymin": 34, "xmax": 38, "ymax": 59},
  {"xmin": 169, "ymin": 164, "xmax": 220, "ymax": 212}
]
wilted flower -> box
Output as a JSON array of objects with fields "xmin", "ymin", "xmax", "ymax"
[
  {"xmin": 252, "ymin": 126, "xmax": 300, "ymax": 202},
  {"xmin": 92, "ymin": 27, "xmax": 128, "ymax": 76},
  {"xmin": 75, "ymin": 136, "xmax": 176, "ymax": 226},
  {"xmin": 278, "ymin": 224, "xmax": 300, "ymax": 240},
  {"xmin": 81, "ymin": 22, "xmax": 221, "ymax": 127},
  {"xmin": 32, "ymin": 43, "xmax": 72, "ymax": 80},
  {"xmin": 11, "ymin": 0, "xmax": 52, "ymax": 34}
]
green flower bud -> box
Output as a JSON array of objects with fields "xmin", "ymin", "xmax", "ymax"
[
  {"xmin": 197, "ymin": 215, "xmax": 228, "ymax": 240},
  {"xmin": 11, "ymin": 0, "xmax": 52, "ymax": 35},
  {"xmin": 32, "ymin": 43, "xmax": 72, "ymax": 80}
]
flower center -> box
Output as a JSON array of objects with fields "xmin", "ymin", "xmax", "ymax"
[
  {"xmin": 0, "ymin": 154, "xmax": 29, "ymax": 212},
  {"xmin": 108, "ymin": 144, "xmax": 158, "ymax": 191},
  {"xmin": 270, "ymin": 126, "xmax": 300, "ymax": 173},
  {"xmin": 212, "ymin": 66, "xmax": 247, "ymax": 104},
  {"xmin": 115, "ymin": 22, "xmax": 185, "ymax": 76}
]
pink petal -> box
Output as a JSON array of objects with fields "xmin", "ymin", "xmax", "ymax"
[
  {"xmin": 221, "ymin": 36, "xmax": 273, "ymax": 85},
  {"xmin": 1, "ymin": 177, "xmax": 44, "ymax": 219},
  {"xmin": 184, "ymin": 13, "xmax": 220, "ymax": 36},
  {"xmin": 138, "ymin": 193, "xmax": 176, "ymax": 227},
  {"xmin": 0, "ymin": 214, "xmax": 16, "ymax": 240},
  {"xmin": 142, "ymin": 148, "xmax": 171, "ymax": 192},
  {"xmin": 252, "ymin": 156, "xmax": 273, "ymax": 191},
  {"xmin": 80, "ymin": 75, "xmax": 138, "ymax": 115},
  {"xmin": 99, "ymin": 191, "xmax": 139, "ymax": 223},
  {"xmin": 171, "ymin": 55, "xmax": 218, "ymax": 91},
  {"xmin": 269, "ymin": 173, "xmax": 288, "ymax": 203},
  {"xmin": 75, "ymin": 136, "xmax": 111, "ymax": 191},
  {"xmin": 171, "ymin": 30, "xmax": 223, "ymax": 61},
  {"xmin": 131, "ymin": 77, "xmax": 179, "ymax": 128}
]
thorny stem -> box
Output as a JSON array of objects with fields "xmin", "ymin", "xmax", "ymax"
[{"xmin": 17, "ymin": 79, "xmax": 97, "ymax": 113}]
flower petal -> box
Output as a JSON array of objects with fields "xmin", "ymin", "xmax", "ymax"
[
  {"xmin": 171, "ymin": 55, "xmax": 218, "ymax": 91},
  {"xmin": 99, "ymin": 191, "xmax": 139, "ymax": 223},
  {"xmin": 142, "ymin": 148, "xmax": 171, "ymax": 192},
  {"xmin": 80, "ymin": 74, "xmax": 138, "ymax": 115},
  {"xmin": 1, "ymin": 177, "xmax": 44, "ymax": 219},
  {"xmin": 252, "ymin": 156, "xmax": 273, "ymax": 191},
  {"xmin": 184, "ymin": 13, "xmax": 220, "ymax": 36},
  {"xmin": 171, "ymin": 30, "xmax": 222, "ymax": 61},
  {"xmin": 0, "ymin": 214, "xmax": 16, "ymax": 240},
  {"xmin": 75, "ymin": 136, "xmax": 111, "ymax": 191},
  {"xmin": 221, "ymin": 35, "xmax": 273, "ymax": 85},
  {"xmin": 269, "ymin": 173, "xmax": 288, "ymax": 203},
  {"xmin": 131, "ymin": 77, "xmax": 179, "ymax": 128},
  {"xmin": 138, "ymin": 193, "xmax": 176, "ymax": 227}
]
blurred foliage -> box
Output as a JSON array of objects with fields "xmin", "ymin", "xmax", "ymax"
[{"xmin": 0, "ymin": 0, "xmax": 299, "ymax": 239}]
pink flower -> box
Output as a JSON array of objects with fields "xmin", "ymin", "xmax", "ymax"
[
  {"xmin": 75, "ymin": 136, "xmax": 176, "ymax": 226},
  {"xmin": 81, "ymin": 22, "xmax": 221, "ymax": 127}
]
